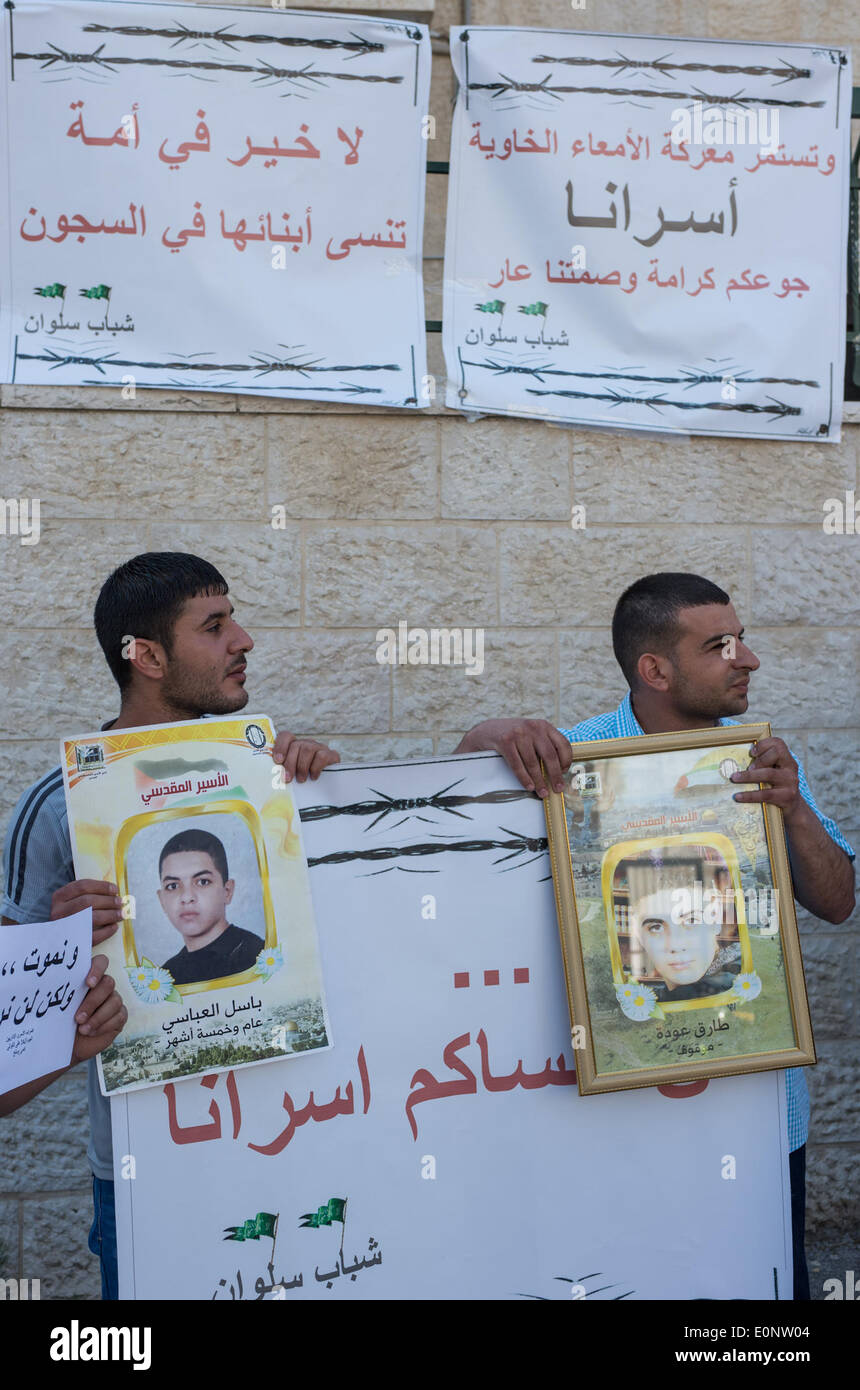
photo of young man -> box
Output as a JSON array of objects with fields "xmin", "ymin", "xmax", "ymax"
[{"xmin": 155, "ymin": 827, "xmax": 263, "ymax": 986}]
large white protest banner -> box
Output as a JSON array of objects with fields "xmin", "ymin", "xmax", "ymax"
[
  {"xmin": 443, "ymin": 29, "xmax": 850, "ymax": 440},
  {"xmin": 114, "ymin": 753, "xmax": 792, "ymax": 1300},
  {"xmin": 0, "ymin": 0, "xmax": 430, "ymax": 406}
]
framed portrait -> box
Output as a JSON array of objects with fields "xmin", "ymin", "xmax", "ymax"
[
  {"xmin": 544, "ymin": 724, "xmax": 815, "ymax": 1095},
  {"xmin": 61, "ymin": 716, "xmax": 331, "ymax": 1095}
]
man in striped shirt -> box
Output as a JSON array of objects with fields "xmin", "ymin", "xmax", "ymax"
[
  {"xmin": 457, "ymin": 571, "xmax": 856, "ymax": 1300},
  {"xmin": 2, "ymin": 551, "xmax": 340, "ymax": 1298}
]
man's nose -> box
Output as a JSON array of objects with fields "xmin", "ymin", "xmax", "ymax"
[
  {"xmin": 734, "ymin": 640, "xmax": 760, "ymax": 671},
  {"xmin": 231, "ymin": 623, "xmax": 254, "ymax": 653}
]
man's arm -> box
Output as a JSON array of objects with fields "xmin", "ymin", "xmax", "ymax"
[
  {"xmin": 454, "ymin": 719, "xmax": 573, "ymax": 798},
  {"xmin": 731, "ymin": 737, "xmax": 855, "ymax": 924}
]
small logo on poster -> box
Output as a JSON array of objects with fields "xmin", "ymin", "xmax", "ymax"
[
  {"xmin": 245, "ymin": 724, "xmax": 267, "ymax": 750},
  {"xmin": 75, "ymin": 743, "xmax": 105, "ymax": 773}
]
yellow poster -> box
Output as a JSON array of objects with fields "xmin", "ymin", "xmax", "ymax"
[{"xmin": 60, "ymin": 716, "xmax": 330, "ymax": 1095}]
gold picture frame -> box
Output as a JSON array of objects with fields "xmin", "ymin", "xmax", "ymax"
[
  {"xmin": 544, "ymin": 723, "xmax": 815, "ymax": 1096},
  {"xmin": 115, "ymin": 800, "xmax": 277, "ymax": 997}
]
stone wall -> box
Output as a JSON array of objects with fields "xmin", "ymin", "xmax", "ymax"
[{"xmin": 0, "ymin": 0, "xmax": 857, "ymax": 1299}]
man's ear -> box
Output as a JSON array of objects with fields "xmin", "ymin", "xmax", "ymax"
[
  {"xmin": 125, "ymin": 636, "xmax": 167, "ymax": 684},
  {"xmin": 635, "ymin": 651, "xmax": 672, "ymax": 692},
  {"xmin": 223, "ymin": 878, "xmax": 235, "ymax": 905}
]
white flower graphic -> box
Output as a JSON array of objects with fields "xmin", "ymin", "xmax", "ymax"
[
  {"xmin": 128, "ymin": 960, "xmax": 176, "ymax": 1004},
  {"xmin": 732, "ymin": 971, "xmax": 762, "ymax": 1002},
  {"xmin": 616, "ymin": 980, "xmax": 658, "ymax": 1021},
  {"xmin": 253, "ymin": 945, "xmax": 284, "ymax": 981}
]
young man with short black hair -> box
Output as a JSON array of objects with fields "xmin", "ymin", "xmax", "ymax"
[
  {"xmin": 2, "ymin": 551, "xmax": 340, "ymax": 1297},
  {"xmin": 457, "ymin": 571, "xmax": 856, "ymax": 1300}
]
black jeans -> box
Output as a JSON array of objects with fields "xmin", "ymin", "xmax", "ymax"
[{"xmin": 789, "ymin": 1144, "xmax": 811, "ymax": 1301}]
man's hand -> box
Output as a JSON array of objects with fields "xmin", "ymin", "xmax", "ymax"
[
  {"xmin": 729, "ymin": 737, "xmax": 803, "ymax": 821},
  {"xmin": 71, "ymin": 955, "xmax": 127, "ymax": 1065},
  {"xmin": 454, "ymin": 718, "xmax": 573, "ymax": 798},
  {"xmin": 51, "ymin": 879, "xmax": 123, "ymax": 946},
  {"xmin": 272, "ymin": 732, "xmax": 340, "ymax": 784}
]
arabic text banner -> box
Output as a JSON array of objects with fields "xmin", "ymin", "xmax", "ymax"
[
  {"xmin": 115, "ymin": 753, "xmax": 791, "ymax": 1299},
  {"xmin": 0, "ymin": 0, "xmax": 430, "ymax": 406},
  {"xmin": 443, "ymin": 28, "xmax": 850, "ymax": 440}
]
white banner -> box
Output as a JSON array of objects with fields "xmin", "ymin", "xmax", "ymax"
[
  {"xmin": 0, "ymin": 0, "xmax": 430, "ymax": 407},
  {"xmin": 444, "ymin": 28, "xmax": 850, "ymax": 440},
  {"xmin": 115, "ymin": 753, "xmax": 792, "ymax": 1300}
]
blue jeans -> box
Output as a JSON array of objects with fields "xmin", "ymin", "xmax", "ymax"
[{"xmin": 87, "ymin": 1175, "xmax": 118, "ymax": 1300}]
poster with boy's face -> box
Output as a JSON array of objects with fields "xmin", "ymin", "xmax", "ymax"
[
  {"xmin": 552, "ymin": 733, "xmax": 811, "ymax": 1090},
  {"xmin": 61, "ymin": 717, "xmax": 331, "ymax": 1095}
]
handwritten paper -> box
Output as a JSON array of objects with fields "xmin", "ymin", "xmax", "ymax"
[
  {"xmin": 0, "ymin": 909, "xmax": 91, "ymax": 1094},
  {"xmin": 444, "ymin": 28, "xmax": 851, "ymax": 439},
  {"xmin": 0, "ymin": 0, "xmax": 430, "ymax": 407}
]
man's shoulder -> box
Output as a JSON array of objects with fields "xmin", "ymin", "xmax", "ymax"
[
  {"xmin": 558, "ymin": 710, "xmax": 625, "ymax": 743},
  {"xmin": 226, "ymin": 924, "xmax": 264, "ymax": 948},
  {"xmin": 4, "ymin": 764, "xmax": 68, "ymax": 848}
]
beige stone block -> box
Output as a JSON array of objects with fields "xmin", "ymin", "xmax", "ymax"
[
  {"xmin": 805, "ymin": 1145, "xmax": 860, "ymax": 1230},
  {"xmin": 3, "ymin": 1083, "xmax": 91, "ymax": 1194},
  {"xmin": 743, "ymin": 629, "xmax": 857, "ymax": 728},
  {"xmin": 268, "ymin": 417, "xmax": 439, "ymax": 519},
  {"xmin": 305, "ymin": 524, "xmax": 497, "ymax": 624},
  {"xmin": 0, "ymin": 632, "xmax": 118, "ymax": 740},
  {"xmin": 469, "ymin": 0, "xmax": 691, "ymax": 33},
  {"xmin": 429, "ymin": 52, "xmax": 456, "ymax": 154},
  {"xmin": 0, "ymin": 413, "xmax": 265, "ymax": 519},
  {"xmin": 441, "ymin": 417, "xmax": 570, "ymax": 518},
  {"xmin": 807, "ymin": 1041, "xmax": 860, "ymax": 1143},
  {"xmin": 320, "ymin": 735, "xmax": 436, "ymax": 762},
  {"xmin": 800, "ymin": 934, "xmax": 854, "ymax": 1037},
  {"xmin": 392, "ymin": 629, "xmax": 556, "ymax": 726},
  {"xmin": 751, "ymin": 533, "xmax": 860, "ymax": 626},
  {"xmin": 0, "ymin": 385, "xmax": 237, "ymax": 412},
  {"xmin": 22, "ymin": 1194, "xmax": 100, "ymax": 1301},
  {"xmin": 240, "ymin": 629, "xmax": 391, "ymax": 734},
  {"xmin": 558, "ymin": 628, "xmax": 628, "ymax": 723},
  {"xmin": 573, "ymin": 435, "xmax": 856, "ymax": 526},
  {"xmin": 0, "ymin": 523, "xmax": 149, "ymax": 628},
  {"xmin": 500, "ymin": 525, "xmax": 745, "ymax": 625},
  {"xmin": 145, "ymin": 523, "xmax": 301, "ymax": 628},
  {"xmin": 705, "ymin": 1, "xmax": 857, "ymax": 46},
  {"xmin": 805, "ymin": 730, "xmax": 860, "ymax": 829}
]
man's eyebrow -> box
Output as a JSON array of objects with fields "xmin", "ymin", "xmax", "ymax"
[
  {"xmin": 701, "ymin": 627, "xmax": 743, "ymax": 648},
  {"xmin": 196, "ymin": 603, "xmax": 235, "ymax": 627}
]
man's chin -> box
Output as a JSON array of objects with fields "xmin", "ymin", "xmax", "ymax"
[{"xmin": 207, "ymin": 686, "xmax": 250, "ymax": 715}]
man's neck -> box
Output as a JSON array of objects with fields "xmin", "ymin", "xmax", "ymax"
[
  {"xmin": 630, "ymin": 690, "xmax": 719, "ymax": 736},
  {"xmin": 184, "ymin": 918, "xmax": 230, "ymax": 953},
  {"xmin": 109, "ymin": 694, "xmax": 204, "ymax": 731}
]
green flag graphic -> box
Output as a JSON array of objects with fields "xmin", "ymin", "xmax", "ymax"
[
  {"xmin": 34, "ymin": 283, "xmax": 65, "ymax": 299},
  {"xmin": 224, "ymin": 1210, "xmax": 279, "ymax": 1241},
  {"xmin": 474, "ymin": 299, "xmax": 505, "ymax": 315},
  {"xmin": 80, "ymin": 284, "xmax": 111, "ymax": 301},
  {"xmin": 518, "ymin": 301, "xmax": 549, "ymax": 316},
  {"xmin": 255, "ymin": 1212, "xmax": 278, "ymax": 1238},
  {"xmin": 299, "ymin": 1196, "xmax": 346, "ymax": 1228}
]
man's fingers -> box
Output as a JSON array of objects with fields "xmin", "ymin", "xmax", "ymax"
[
  {"xmin": 92, "ymin": 921, "xmax": 121, "ymax": 946},
  {"xmin": 514, "ymin": 737, "xmax": 550, "ymax": 798},
  {"xmin": 80, "ymin": 990, "xmax": 126, "ymax": 1037},
  {"xmin": 271, "ymin": 732, "xmax": 294, "ymax": 766},
  {"xmin": 535, "ymin": 735, "xmax": 570, "ymax": 793},
  {"xmin": 497, "ymin": 737, "xmax": 534, "ymax": 792},
  {"xmin": 309, "ymin": 747, "xmax": 339, "ymax": 779},
  {"xmin": 84, "ymin": 954, "xmax": 108, "ymax": 990}
]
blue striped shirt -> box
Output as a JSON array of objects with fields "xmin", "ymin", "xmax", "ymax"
[{"xmin": 559, "ymin": 691, "xmax": 855, "ymax": 1151}]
